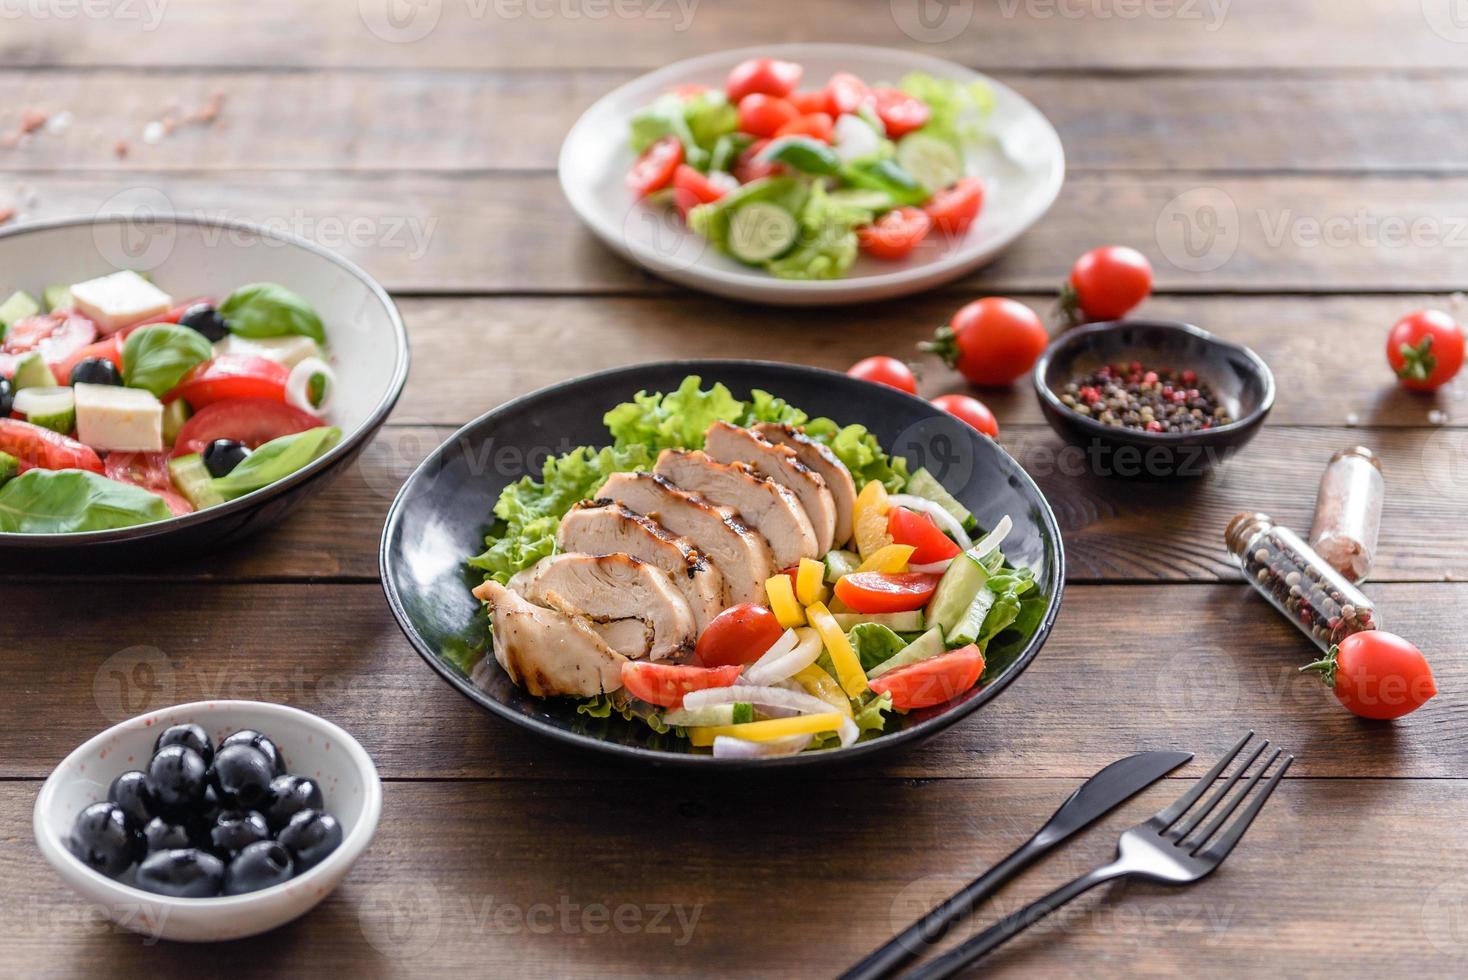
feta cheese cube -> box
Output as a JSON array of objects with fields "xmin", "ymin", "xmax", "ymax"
[
  {"xmin": 213, "ymin": 333, "xmax": 324, "ymax": 369},
  {"xmin": 74, "ymin": 383, "xmax": 163, "ymax": 452},
  {"xmin": 69, "ymin": 271, "xmax": 172, "ymax": 335}
]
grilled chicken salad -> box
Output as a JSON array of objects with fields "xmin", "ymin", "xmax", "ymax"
[{"xmin": 466, "ymin": 376, "xmax": 1046, "ymax": 757}]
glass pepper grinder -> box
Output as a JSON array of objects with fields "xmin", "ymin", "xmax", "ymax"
[{"xmin": 1225, "ymin": 512, "xmax": 1381, "ymax": 653}]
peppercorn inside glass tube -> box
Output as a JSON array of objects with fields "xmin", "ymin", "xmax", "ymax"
[{"xmin": 1225, "ymin": 512, "xmax": 1381, "ymax": 653}]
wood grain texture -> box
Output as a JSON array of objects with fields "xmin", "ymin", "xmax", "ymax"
[
  {"xmin": 6, "ymin": 777, "xmax": 1466, "ymax": 976},
  {"xmin": 5, "ymin": 0, "xmax": 1467, "ymax": 71},
  {"xmin": 1, "ymin": 582, "xmax": 1461, "ymax": 780},
  {"xmin": 6, "ymin": 70, "xmax": 1468, "ymax": 173}
]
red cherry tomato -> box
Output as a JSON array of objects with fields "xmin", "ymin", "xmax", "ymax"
[
  {"xmin": 887, "ymin": 507, "xmax": 961, "ymax": 564},
  {"xmin": 170, "ymin": 397, "xmax": 321, "ymax": 458},
  {"xmin": 857, "ymin": 207, "xmax": 932, "ymax": 261},
  {"xmin": 824, "ymin": 72, "xmax": 871, "ymax": 117},
  {"xmin": 694, "ymin": 602, "xmax": 785, "ymax": 668},
  {"xmin": 1312, "ymin": 630, "xmax": 1437, "ymax": 720},
  {"xmin": 1386, "ymin": 309, "xmax": 1465, "ymax": 392},
  {"xmin": 1067, "ymin": 246, "xmax": 1154, "ymax": 322},
  {"xmin": 846, "ymin": 356, "xmax": 917, "ymax": 394},
  {"xmin": 53, "ymin": 333, "xmax": 124, "ymax": 386},
  {"xmin": 626, "ymin": 136, "xmax": 684, "ymax": 198},
  {"xmin": 925, "ymin": 297, "xmax": 1048, "ymax": 387},
  {"xmin": 924, "ymin": 177, "xmax": 986, "ymax": 236},
  {"xmin": 774, "ymin": 111, "xmax": 834, "ymax": 143},
  {"xmin": 621, "ymin": 660, "xmax": 743, "ymax": 709},
  {"xmin": 869, "ymin": 645, "xmax": 986, "ymax": 709},
  {"xmin": 104, "ymin": 451, "xmax": 193, "ymax": 516},
  {"xmin": 0, "ymin": 418, "xmax": 103, "ymax": 473},
  {"xmin": 931, "ymin": 393, "xmax": 999, "ymax": 438},
  {"xmin": 869, "ymin": 88, "xmax": 930, "ymax": 138},
  {"xmin": 732, "ymin": 138, "xmax": 779, "ymax": 184},
  {"xmin": 738, "ymin": 94, "xmax": 800, "ymax": 139},
  {"xmin": 789, "ymin": 90, "xmax": 829, "ymax": 115},
  {"xmin": 672, "ymin": 164, "xmax": 728, "ymax": 219},
  {"xmin": 0, "ymin": 312, "xmax": 98, "ymax": 379},
  {"xmin": 166, "ymin": 355, "xmax": 290, "ymax": 408},
  {"xmin": 725, "ymin": 57, "xmax": 803, "ymax": 103},
  {"xmin": 833, "ymin": 571, "xmax": 943, "ymax": 614}
]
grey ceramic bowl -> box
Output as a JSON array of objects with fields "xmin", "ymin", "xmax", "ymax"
[
  {"xmin": 380, "ymin": 360, "xmax": 1065, "ymax": 768},
  {"xmin": 0, "ymin": 215, "xmax": 408, "ymax": 564}
]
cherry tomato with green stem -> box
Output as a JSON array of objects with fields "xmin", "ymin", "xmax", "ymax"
[
  {"xmin": 1302, "ymin": 630, "xmax": 1436, "ymax": 720},
  {"xmin": 922, "ymin": 297, "xmax": 1048, "ymax": 387},
  {"xmin": 1386, "ymin": 309, "xmax": 1464, "ymax": 391}
]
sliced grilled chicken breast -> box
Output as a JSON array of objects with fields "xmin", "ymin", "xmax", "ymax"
[
  {"xmin": 597, "ymin": 471, "xmax": 775, "ymax": 606},
  {"xmin": 558, "ymin": 501, "xmax": 725, "ymax": 632},
  {"xmin": 589, "ymin": 618, "xmax": 651, "ymax": 659},
  {"xmin": 754, "ymin": 422, "xmax": 858, "ymax": 548},
  {"xmin": 511, "ymin": 552, "xmax": 697, "ymax": 660},
  {"xmin": 704, "ymin": 420, "xmax": 838, "ymax": 554},
  {"xmin": 654, "ymin": 449, "xmax": 818, "ymax": 568},
  {"xmin": 471, "ymin": 581, "xmax": 627, "ymax": 698}
]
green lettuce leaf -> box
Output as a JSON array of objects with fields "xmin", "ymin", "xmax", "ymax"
[
  {"xmin": 897, "ymin": 72, "xmax": 995, "ymax": 151},
  {"xmin": 740, "ymin": 388, "xmax": 808, "ymax": 427},
  {"xmin": 0, "ymin": 469, "xmax": 172, "ymax": 532},
  {"xmin": 847, "ymin": 623, "xmax": 909, "ymax": 672},
  {"xmin": 978, "ymin": 568, "xmax": 1036, "ymax": 647},
  {"xmin": 688, "ymin": 176, "xmax": 807, "ymax": 253},
  {"xmin": 766, "ymin": 182, "xmax": 864, "ymax": 281},
  {"xmin": 800, "ymin": 417, "xmax": 910, "ymax": 493},
  {"xmin": 810, "ymin": 689, "xmax": 895, "ymax": 748},
  {"xmin": 628, "ymin": 90, "xmax": 735, "ymax": 171},
  {"xmin": 604, "ymin": 375, "xmax": 747, "ymax": 452}
]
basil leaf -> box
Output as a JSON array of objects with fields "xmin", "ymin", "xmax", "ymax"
[
  {"xmin": 0, "ymin": 470, "xmax": 171, "ymax": 532},
  {"xmin": 218, "ymin": 283, "xmax": 326, "ymax": 345},
  {"xmin": 121, "ymin": 324, "xmax": 213, "ymax": 397},
  {"xmin": 760, "ymin": 136, "xmax": 841, "ymax": 176},
  {"xmin": 211, "ymin": 426, "xmax": 341, "ymax": 500},
  {"xmin": 840, "ymin": 158, "xmax": 929, "ymax": 206}
]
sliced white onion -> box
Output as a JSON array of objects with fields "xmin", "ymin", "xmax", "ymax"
[
  {"xmin": 836, "ymin": 716, "xmax": 860, "ymax": 749},
  {"xmin": 712, "ymin": 734, "xmax": 813, "ymax": 759},
  {"xmin": 749, "ymin": 627, "xmax": 798, "ymax": 667},
  {"xmin": 708, "ymin": 171, "xmax": 740, "ymax": 193},
  {"xmin": 744, "ymin": 627, "xmax": 823, "ymax": 686},
  {"xmin": 890, "ymin": 494, "xmax": 973, "ymax": 550},
  {"xmin": 682, "ymin": 684, "xmax": 836, "ymax": 717},
  {"xmin": 969, "ymin": 515, "xmax": 1013, "ymax": 561},
  {"xmin": 909, "ymin": 558, "xmax": 954, "ymax": 575},
  {"xmin": 285, "ymin": 356, "xmax": 336, "ymax": 416},
  {"xmin": 832, "ymin": 113, "xmax": 881, "ymax": 163}
]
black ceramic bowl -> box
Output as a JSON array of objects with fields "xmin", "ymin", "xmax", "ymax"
[
  {"xmin": 381, "ymin": 360, "xmax": 1065, "ymax": 768},
  {"xmin": 0, "ymin": 215, "xmax": 409, "ymax": 565},
  {"xmin": 1033, "ymin": 320, "xmax": 1275, "ymax": 479}
]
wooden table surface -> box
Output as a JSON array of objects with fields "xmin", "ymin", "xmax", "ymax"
[{"xmin": 4, "ymin": 2, "xmax": 1467, "ymax": 976}]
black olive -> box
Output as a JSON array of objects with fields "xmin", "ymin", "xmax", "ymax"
[
  {"xmin": 221, "ymin": 729, "xmax": 286, "ymax": 776},
  {"xmin": 264, "ymin": 774, "xmax": 323, "ymax": 831},
  {"xmin": 69, "ymin": 357, "xmax": 122, "ymax": 386},
  {"xmin": 66, "ymin": 801, "xmax": 143, "ymax": 877},
  {"xmin": 146, "ymin": 744, "xmax": 208, "ymax": 813},
  {"xmin": 154, "ymin": 723, "xmax": 213, "ymax": 766},
  {"xmin": 106, "ymin": 770, "xmax": 155, "ymax": 828},
  {"xmin": 276, "ymin": 809, "xmax": 342, "ymax": 873},
  {"xmin": 209, "ymin": 809, "xmax": 270, "ymax": 857},
  {"xmin": 134, "ymin": 848, "xmax": 224, "ymax": 898},
  {"xmin": 208, "ymin": 744, "xmax": 274, "ymax": 809},
  {"xmin": 0, "ymin": 377, "xmax": 12, "ymax": 417},
  {"xmin": 224, "ymin": 841, "xmax": 294, "ymax": 895},
  {"xmin": 203, "ymin": 439, "xmax": 251, "ymax": 478},
  {"xmin": 143, "ymin": 817, "xmax": 191, "ymax": 852},
  {"xmin": 178, "ymin": 303, "xmax": 229, "ymax": 343}
]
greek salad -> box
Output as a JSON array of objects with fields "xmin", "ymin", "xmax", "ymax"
[
  {"xmin": 0, "ymin": 271, "xmax": 339, "ymax": 533},
  {"xmin": 465, "ymin": 376, "xmax": 1046, "ymax": 758},
  {"xmin": 625, "ymin": 57, "xmax": 992, "ymax": 279}
]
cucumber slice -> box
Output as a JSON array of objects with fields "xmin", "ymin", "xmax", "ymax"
[
  {"xmin": 168, "ymin": 453, "xmax": 225, "ymax": 510},
  {"xmin": 13, "ymin": 386, "xmax": 75, "ymax": 434},
  {"xmin": 43, "ymin": 285, "xmax": 73, "ymax": 312},
  {"xmin": 0, "ymin": 450, "xmax": 19, "ymax": 485},
  {"xmin": 946, "ymin": 585, "xmax": 998, "ymax": 648},
  {"xmin": 826, "ymin": 188, "xmax": 896, "ymax": 213},
  {"xmin": 833, "ymin": 610, "xmax": 925, "ymax": 632},
  {"xmin": 823, "ymin": 549, "xmax": 861, "ymax": 584},
  {"xmin": 662, "ymin": 703, "xmax": 740, "ymax": 728},
  {"xmin": 727, "ymin": 202, "xmax": 798, "ymax": 263},
  {"xmin": 867, "ymin": 627, "xmax": 946, "ymax": 679},
  {"xmin": 162, "ymin": 399, "xmax": 191, "ymax": 444},
  {"xmin": 905, "ymin": 468, "xmax": 974, "ymax": 530},
  {"xmin": 0, "ymin": 290, "xmax": 40, "ymax": 333},
  {"xmin": 10, "ymin": 352, "xmax": 54, "ymax": 391},
  {"xmin": 924, "ymin": 549, "xmax": 992, "ymax": 635},
  {"xmin": 896, "ymin": 133, "xmax": 963, "ymax": 193}
]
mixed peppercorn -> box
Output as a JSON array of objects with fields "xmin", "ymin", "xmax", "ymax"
[
  {"xmin": 1238, "ymin": 523, "xmax": 1379, "ymax": 649},
  {"xmin": 1059, "ymin": 362, "xmax": 1232, "ymax": 433}
]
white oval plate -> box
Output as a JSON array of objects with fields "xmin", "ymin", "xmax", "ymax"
[{"xmin": 559, "ymin": 43, "xmax": 1065, "ymax": 306}]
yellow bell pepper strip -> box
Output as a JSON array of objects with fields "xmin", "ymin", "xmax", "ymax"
[
  {"xmin": 795, "ymin": 557, "xmax": 828, "ymax": 606},
  {"xmin": 806, "ymin": 600, "xmax": 869, "ymax": 697},
  {"xmin": 853, "ymin": 480, "xmax": 893, "ymax": 559},
  {"xmin": 765, "ymin": 573, "xmax": 805, "ymax": 628},
  {"xmin": 794, "ymin": 663, "xmax": 853, "ymax": 717},
  {"xmin": 857, "ymin": 543, "xmax": 915, "ymax": 574},
  {"xmin": 688, "ymin": 712, "xmax": 847, "ymax": 747}
]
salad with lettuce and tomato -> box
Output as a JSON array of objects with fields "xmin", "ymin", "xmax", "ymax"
[
  {"xmin": 625, "ymin": 57, "xmax": 992, "ymax": 279},
  {"xmin": 0, "ymin": 272, "xmax": 339, "ymax": 533},
  {"xmin": 464, "ymin": 376, "xmax": 1046, "ymax": 758}
]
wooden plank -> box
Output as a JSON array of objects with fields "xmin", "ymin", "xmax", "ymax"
[
  {"xmin": 0, "ymin": 582, "xmax": 1459, "ymax": 780},
  {"xmin": 7, "ymin": 173, "xmax": 1468, "ymax": 293},
  {"xmin": 6, "ymin": 70, "xmax": 1468, "ymax": 174},
  {"xmin": 5, "ymin": 777, "xmax": 1465, "ymax": 975},
  {"xmin": 5, "ymin": 0, "xmax": 1466, "ymax": 71}
]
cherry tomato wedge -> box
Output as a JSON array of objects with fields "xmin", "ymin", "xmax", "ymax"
[
  {"xmin": 53, "ymin": 333, "xmax": 124, "ymax": 386},
  {"xmin": 738, "ymin": 94, "xmax": 800, "ymax": 139},
  {"xmin": 725, "ymin": 57, "xmax": 802, "ymax": 102},
  {"xmin": 105, "ymin": 451, "xmax": 193, "ymax": 516},
  {"xmin": 626, "ymin": 136, "xmax": 684, "ymax": 198},
  {"xmin": 621, "ymin": 660, "xmax": 743, "ymax": 708},
  {"xmin": 695, "ymin": 602, "xmax": 785, "ymax": 668},
  {"xmin": 165, "ymin": 355, "xmax": 289, "ymax": 407},
  {"xmin": 887, "ymin": 507, "xmax": 961, "ymax": 564},
  {"xmin": 0, "ymin": 418, "xmax": 103, "ymax": 473},
  {"xmin": 672, "ymin": 164, "xmax": 728, "ymax": 219},
  {"xmin": 774, "ymin": 112, "xmax": 834, "ymax": 142},
  {"xmin": 0, "ymin": 312, "xmax": 98, "ymax": 379},
  {"xmin": 789, "ymin": 90, "xmax": 830, "ymax": 115},
  {"xmin": 857, "ymin": 207, "xmax": 931, "ymax": 261},
  {"xmin": 847, "ymin": 355, "xmax": 917, "ymax": 394},
  {"xmin": 732, "ymin": 139, "xmax": 779, "ymax": 184},
  {"xmin": 869, "ymin": 644, "xmax": 986, "ymax": 709},
  {"xmin": 924, "ymin": 177, "xmax": 986, "ymax": 236},
  {"xmin": 824, "ymin": 72, "xmax": 870, "ymax": 117},
  {"xmin": 170, "ymin": 397, "xmax": 321, "ymax": 458},
  {"xmin": 931, "ymin": 393, "xmax": 999, "ymax": 438},
  {"xmin": 869, "ymin": 88, "xmax": 930, "ymax": 138},
  {"xmin": 833, "ymin": 571, "xmax": 943, "ymax": 614}
]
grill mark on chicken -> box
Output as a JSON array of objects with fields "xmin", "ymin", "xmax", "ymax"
[
  {"xmin": 471, "ymin": 581, "xmax": 627, "ymax": 698},
  {"xmin": 704, "ymin": 420, "xmax": 839, "ymax": 554},
  {"xmin": 754, "ymin": 422, "xmax": 858, "ymax": 548}
]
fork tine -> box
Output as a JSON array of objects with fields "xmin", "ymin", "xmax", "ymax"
[
  {"xmin": 1167, "ymin": 739, "xmax": 1268, "ymax": 841},
  {"xmin": 1153, "ymin": 731, "xmax": 1253, "ymax": 829},
  {"xmin": 1195, "ymin": 752, "xmax": 1293, "ymax": 860},
  {"xmin": 1184, "ymin": 747, "xmax": 1281, "ymax": 851}
]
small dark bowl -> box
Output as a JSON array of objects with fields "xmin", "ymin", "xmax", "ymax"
[
  {"xmin": 1033, "ymin": 320, "xmax": 1275, "ymax": 479},
  {"xmin": 380, "ymin": 360, "xmax": 1065, "ymax": 769}
]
